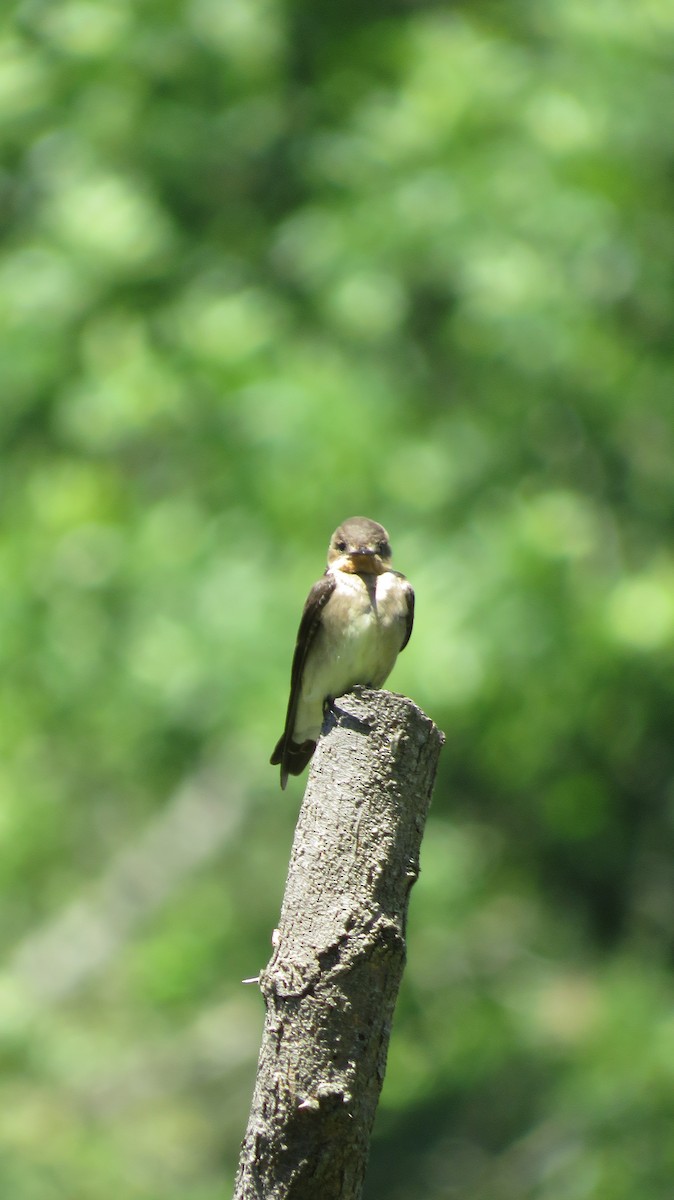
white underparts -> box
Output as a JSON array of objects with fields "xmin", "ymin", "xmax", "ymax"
[{"xmin": 292, "ymin": 568, "xmax": 409, "ymax": 745}]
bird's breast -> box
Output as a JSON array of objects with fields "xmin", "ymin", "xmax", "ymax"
[
  {"xmin": 319, "ymin": 570, "xmax": 407, "ymax": 685},
  {"xmin": 292, "ymin": 570, "xmax": 408, "ymax": 743}
]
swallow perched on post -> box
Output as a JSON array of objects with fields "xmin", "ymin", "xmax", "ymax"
[{"xmin": 270, "ymin": 516, "xmax": 415, "ymax": 788}]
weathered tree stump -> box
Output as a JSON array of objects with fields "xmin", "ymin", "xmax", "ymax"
[{"xmin": 234, "ymin": 687, "xmax": 444, "ymax": 1200}]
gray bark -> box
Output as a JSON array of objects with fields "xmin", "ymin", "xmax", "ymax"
[{"xmin": 234, "ymin": 687, "xmax": 444, "ymax": 1200}]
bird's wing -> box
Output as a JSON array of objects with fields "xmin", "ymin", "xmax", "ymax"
[
  {"xmin": 398, "ymin": 576, "xmax": 415, "ymax": 651},
  {"xmin": 270, "ymin": 572, "xmax": 336, "ymax": 767}
]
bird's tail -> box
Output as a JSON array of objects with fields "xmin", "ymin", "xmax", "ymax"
[{"xmin": 270, "ymin": 735, "xmax": 317, "ymax": 789}]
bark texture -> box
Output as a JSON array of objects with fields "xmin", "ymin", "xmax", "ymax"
[{"xmin": 234, "ymin": 687, "xmax": 444, "ymax": 1200}]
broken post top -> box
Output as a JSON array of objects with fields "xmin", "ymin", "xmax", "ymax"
[{"xmin": 318, "ymin": 686, "xmax": 443, "ymax": 814}]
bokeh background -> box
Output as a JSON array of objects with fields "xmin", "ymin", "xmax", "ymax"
[{"xmin": 3, "ymin": 0, "xmax": 674, "ymax": 1196}]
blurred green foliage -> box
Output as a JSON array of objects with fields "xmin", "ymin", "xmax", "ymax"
[{"xmin": 2, "ymin": 0, "xmax": 674, "ymax": 1196}]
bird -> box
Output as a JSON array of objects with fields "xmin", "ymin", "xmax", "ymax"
[{"xmin": 270, "ymin": 516, "xmax": 414, "ymax": 788}]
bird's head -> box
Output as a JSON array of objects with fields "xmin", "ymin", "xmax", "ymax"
[{"xmin": 327, "ymin": 517, "xmax": 393, "ymax": 575}]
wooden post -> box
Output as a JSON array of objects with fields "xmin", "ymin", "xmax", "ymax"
[{"xmin": 234, "ymin": 687, "xmax": 444, "ymax": 1200}]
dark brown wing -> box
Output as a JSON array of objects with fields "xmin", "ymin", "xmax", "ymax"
[
  {"xmin": 270, "ymin": 572, "xmax": 336, "ymax": 787},
  {"xmin": 397, "ymin": 575, "xmax": 415, "ymax": 651}
]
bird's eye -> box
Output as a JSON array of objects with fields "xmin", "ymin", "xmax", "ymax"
[
  {"xmin": 377, "ymin": 541, "xmax": 389, "ymax": 555},
  {"xmin": 336, "ymin": 540, "xmax": 347, "ymax": 552}
]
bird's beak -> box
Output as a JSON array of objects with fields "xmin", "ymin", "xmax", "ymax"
[{"xmin": 347, "ymin": 548, "xmax": 382, "ymax": 574}]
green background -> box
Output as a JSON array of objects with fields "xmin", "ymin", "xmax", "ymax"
[{"xmin": 2, "ymin": 0, "xmax": 674, "ymax": 1196}]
